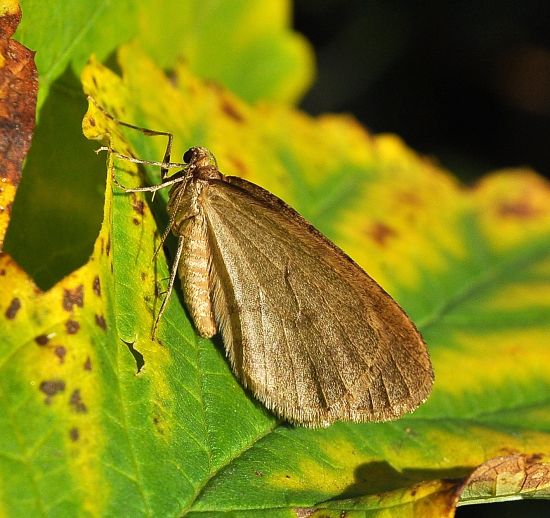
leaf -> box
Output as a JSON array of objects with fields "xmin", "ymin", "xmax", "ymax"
[
  {"xmin": 5, "ymin": 0, "xmax": 313, "ymax": 291},
  {"xmin": 0, "ymin": 2, "xmax": 550, "ymax": 516},
  {"xmin": 15, "ymin": 0, "xmax": 312, "ymax": 110},
  {"xmin": 460, "ymin": 453, "xmax": 550, "ymax": 505},
  {"xmin": 0, "ymin": 0, "xmax": 37, "ymax": 245},
  {"xmin": 3, "ymin": 14, "xmax": 550, "ymax": 518}
]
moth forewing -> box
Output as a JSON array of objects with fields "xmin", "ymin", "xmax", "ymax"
[{"xmin": 199, "ymin": 176, "xmax": 433, "ymax": 426}]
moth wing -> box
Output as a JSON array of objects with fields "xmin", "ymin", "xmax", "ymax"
[{"xmin": 202, "ymin": 176, "xmax": 433, "ymax": 426}]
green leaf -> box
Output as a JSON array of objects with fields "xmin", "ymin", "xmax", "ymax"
[
  {"xmin": 3, "ymin": 36, "xmax": 550, "ymax": 516},
  {"xmin": 15, "ymin": 0, "xmax": 313, "ymax": 110}
]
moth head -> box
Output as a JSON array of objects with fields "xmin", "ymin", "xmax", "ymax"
[{"xmin": 183, "ymin": 147, "xmax": 218, "ymax": 170}]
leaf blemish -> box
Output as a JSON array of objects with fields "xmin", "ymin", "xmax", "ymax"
[
  {"xmin": 35, "ymin": 334, "xmax": 50, "ymax": 346},
  {"xmin": 63, "ymin": 285, "xmax": 84, "ymax": 311},
  {"xmin": 106, "ymin": 235, "xmax": 111, "ymax": 256},
  {"xmin": 69, "ymin": 389, "xmax": 88, "ymax": 413},
  {"xmin": 88, "ymin": 117, "xmax": 96, "ymax": 127},
  {"xmin": 95, "ymin": 314, "xmax": 106, "ymax": 330},
  {"xmin": 220, "ymin": 96, "xmax": 245, "ymax": 123},
  {"xmin": 65, "ymin": 319, "xmax": 80, "ymax": 334},
  {"xmin": 39, "ymin": 379, "xmax": 65, "ymax": 403},
  {"xmin": 69, "ymin": 427, "xmax": 80, "ymax": 441},
  {"xmin": 153, "ymin": 416, "xmax": 164, "ymax": 434},
  {"xmin": 132, "ymin": 198, "xmax": 145, "ymax": 215},
  {"xmin": 5, "ymin": 297, "xmax": 21, "ymax": 319},
  {"xmin": 368, "ymin": 222, "xmax": 397, "ymax": 247},
  {"xmin": 83, "ymin": 357, "xmax": 92, "ymax": 371},
  {"xmin": 233, "ymin": 158, "xmax": 248, "ymax": 176},
  {"xmin": 498, "ymin": 200, "xmax": 540, "ymax": 219},
  {"xmin": 93, "ymin": 276, "xmax": 101, "ymax": 296},
  {"xmin": 132, "ymin": 217, "xmax": 140, "ymax": 225},
  {"xmin": 55, "ymin": 346, "xmax": 66, "ymax": 363},
  {"xmin": 398, "ymin": 190, "xmax": 422, "ymax": 206}
]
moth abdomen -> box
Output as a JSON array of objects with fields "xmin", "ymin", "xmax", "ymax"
[{"xmin": 178, "ymin": 210, "xmax": 217, "ymax": 338}]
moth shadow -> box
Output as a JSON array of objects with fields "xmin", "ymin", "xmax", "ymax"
[{"xmin": 335, "ymin": 460, "xmax": 471, "ymax": 500}]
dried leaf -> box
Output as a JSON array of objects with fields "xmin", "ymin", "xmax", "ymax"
[{"xmin": 0, "ymin": 0, "xmax": 37, "ymax": 245}]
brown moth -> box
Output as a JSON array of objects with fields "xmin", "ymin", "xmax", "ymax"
[{"xmin": 99, "ymin": 123, "xmax": 433, "ymax": 427}]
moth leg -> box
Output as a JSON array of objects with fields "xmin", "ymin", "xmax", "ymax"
[
  {"xmin": 153, "ymin": 224, "xmax": 174, "ymax": 262},
  {"xmin": 152, "ymin": 235, "xmax": 185, "ymax": 339},
  {"xmin": 151, "ymin": 194, "xmax": 197, "ymax": 338}
]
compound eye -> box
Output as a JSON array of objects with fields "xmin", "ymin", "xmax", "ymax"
[{"xmin": 183, "ymin": 148, "xmax": 194, "ymax": 164}]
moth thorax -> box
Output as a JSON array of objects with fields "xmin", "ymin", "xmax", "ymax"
[{"xmin": 195, "ymin": 166, "xmax": 223, "ymax": 182}]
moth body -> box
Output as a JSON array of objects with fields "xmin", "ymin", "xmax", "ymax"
[{"xmin": 166, "ymin": 148, "xmax": 221, "ymax": 338}]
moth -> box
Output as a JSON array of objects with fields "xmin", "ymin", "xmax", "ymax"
[{"xmin": 97, "ymin": 114, "xmax": 434, "ymax": 427}]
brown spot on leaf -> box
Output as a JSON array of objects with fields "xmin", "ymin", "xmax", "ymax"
[
  {"xmin": 5, "ymin": 297, "xmax": 20, "ymax": 319},
  {"xmin": 95, "ymin": 314, "xmax": 106, "ymax": 330},
  {"xmin": 220, "ymin": 96, "xmax": 245, "ymax": 122},
  {"xmin": 63, "ymin": 285, "xmax": 84, "ymax": 311},
  {"xmin": 35, "ymin": 334, "xmax": 49, "ymax": 346},
  {"xmin": 83, "ymin": 356, "xmax": 92, "ymax": 371},
  {"xmin": 0, "ymin": 269, "xmax": 5, "ymax": 276},
  {"xmin": 229, "ymin": 157, "xmax": 247, "ymax": 176},
  {"xmin": 93, "ymin": 275, "xmax": 101, "ymax": 296},
  {"xmin": 88, "ymin": 117, "xmax": 96, "ymax": 127},
  {"xmin": 294, "ymin": 508, "xmax": 315, "ymax": 518},
  {"xmin": 65, "ymin": 319, "xmax": 80, "ymax": 334},
  {"xmin": 368, "ymin": 222, "xmax": 397, "ymax": 246},
  {"xmin": 498, "ymin": 200, "xmax": 540, "ymax": 219},
  {"xmin": 69, "ymin": 389, "xmax": 87, "ymax": 413},
  {"xmin": 106, "ymin": 235, "xmax": 111, "ymax": 256},
  {"xmin": 132, "ymin": 198, "xmax": 145, "ymax": 215},
  {"xmin": 132, "ymin": 217, "xmax": 140, "ymax": 225},
  {"xmin": 54, "ymin": 346, "xmax": 66, "ymax": 363},
  {"xmin": 152, "ymin": 416, "xmax": 164, "ymax": 435},
  {"xmin": 69, "ymin": 427, "xmax": 79, "ymax": 441},
  {"xmin": 140, "ymin": 272, "xmax": 146, "ymax": 281},
  {"xmin": 39, "ymin": 379, "xmax": 65, "ymax": 403},
  {"xmin": 398, "ymin": 190, "xmax": 422, "ymax": 206}
]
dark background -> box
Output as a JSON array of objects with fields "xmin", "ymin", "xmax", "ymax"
[
  {"xmin": 294, "ymin": 2, "xmax": 550, "ymax": 516},
  {"xmin": 294, "ymin": 0, "xmax": 550, "ymax": 183}
]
